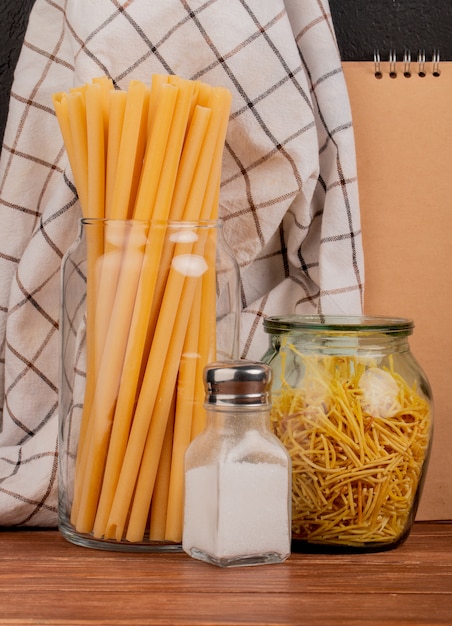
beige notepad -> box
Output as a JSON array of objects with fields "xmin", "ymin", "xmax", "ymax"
[{"xmin": 342, "ymin": 59, "xmax": 452, "ymax": 520}]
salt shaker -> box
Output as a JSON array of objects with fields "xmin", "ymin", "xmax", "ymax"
[{"xmin": 182, "ymin": 360, "xmax": 291, "ymax": 567}]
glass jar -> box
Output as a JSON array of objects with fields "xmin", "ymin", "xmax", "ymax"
[
  {"xmin": 261, "ymin": 315, "xmax": 433, "ymax": 553},
  {"xmin": 183, "ymin": 361, "xmax": 291, "ymax": 567},
  {"xmin": 59, "ymin": 218, "xmax": 240, "ymax": 551}
]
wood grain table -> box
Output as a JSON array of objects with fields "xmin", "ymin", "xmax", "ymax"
[{"xmin": 0, "ymin": 522, "xmax": 451, "ymax": 625}]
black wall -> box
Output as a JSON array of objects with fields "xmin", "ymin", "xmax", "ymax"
[
  {"xmin": 0, "ymin": 0, "xmax": 36, "ymax": 145},
  {"xmin": 1, "ymin": 1, "xmax": 452, "ymax": 145},
  {"xmin": 330, "ymin": 1, "xmax": 452, "ymax": 62}
]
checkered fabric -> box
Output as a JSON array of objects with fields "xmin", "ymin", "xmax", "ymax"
[{"xmin": 0, "ymin": 0, "xmax": 363, "ymax": 526}]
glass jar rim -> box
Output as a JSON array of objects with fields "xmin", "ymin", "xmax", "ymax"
[
  {"xmin": 263, "ymin": 315, "xmax": 414, "ymax": 335},
  {"xmin": 80, "ymin": 217, "xmax": 221, "ymax": 228}
]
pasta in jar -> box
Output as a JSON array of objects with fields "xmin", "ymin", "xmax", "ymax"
[{"xmin": 262, "ymin": 315, "xmax": 433, "ymax": 552}]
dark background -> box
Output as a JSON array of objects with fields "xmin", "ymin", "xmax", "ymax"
[{"xmin": 1, "ymin": 1, "xmax": 451, "ymax": 145}]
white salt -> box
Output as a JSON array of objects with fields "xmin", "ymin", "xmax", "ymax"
[{"xmin": 183, "ymin": 461, "xmax": 290, "ymax": 560}]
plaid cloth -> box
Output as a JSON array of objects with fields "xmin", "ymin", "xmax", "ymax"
[{"xmin": 0, "ymin": 0, "xmax": 363, "ymax": 526}]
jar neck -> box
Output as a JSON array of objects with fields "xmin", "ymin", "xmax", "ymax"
[
  {"xmin": 270, "ymin": 331, "xmax": 411, "ymax": 357},
  {"xmin": 263, "ymin": 315, "xmax": 414, "ymax": 357},
  {"xmin": 204, "ymin": 404, "xmax": 271, "ymax": 434}
]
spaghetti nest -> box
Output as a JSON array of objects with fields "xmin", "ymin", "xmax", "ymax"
[{"xmin": 270, "ymin": 350, "xmax": 431, "ymax": 547}]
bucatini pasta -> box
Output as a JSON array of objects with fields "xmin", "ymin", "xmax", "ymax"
[
  {"xmin": 56, "ymin": 75, "xmax": 232, "ymax": 545},
  {"xmin": 270, "ymin": 343, "xmax": 432, "ymax": 548}
]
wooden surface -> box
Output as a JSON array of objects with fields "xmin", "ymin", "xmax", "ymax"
[{"xmin": 0, "ymin": 522, "xmax": 451, "ymax": 625}]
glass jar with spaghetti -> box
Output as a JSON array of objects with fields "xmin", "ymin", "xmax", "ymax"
[{"xmin": 261, "ymin": 315, "xmax": 433, "ymax": 553}]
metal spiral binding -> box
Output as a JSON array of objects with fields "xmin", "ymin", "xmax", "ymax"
[
  {"xmin": 403, "ymin": 50, "xmax": 411, "ymax": 77},
  {"xmin": 432, "ymin": 50, "xmax": 441, "ymax": 77},
  {"xmin": 373, "ymin": 49, "xmax": 382, "ymax": 79},
  {"xmin": 373, "ymin": 49, "xmax": 441, "ymax": 78},
  {"xmin": 418, "ymin": 50, "xmax": 426, "ymax": 77},
  {"xmin": 389, "ymin": 49, "xmax": 397, "ymax": 78}
]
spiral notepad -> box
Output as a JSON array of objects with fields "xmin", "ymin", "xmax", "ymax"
[{"xmin": 343, "ymin": 52, "xmax": 452, "ymax": 522}]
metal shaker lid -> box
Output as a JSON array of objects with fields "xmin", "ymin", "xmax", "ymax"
[{"xmin": 203, "ymin": 360, "xmax": 272, "ymax": 406}]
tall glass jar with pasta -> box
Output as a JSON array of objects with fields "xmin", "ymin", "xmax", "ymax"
[
  {"xmin": 261, "ymin": 315, "xmax": 433, "ymax": 553},
  {"xmin": 59, "ymin": 218, "xmax": 240, "ymax": 551}
]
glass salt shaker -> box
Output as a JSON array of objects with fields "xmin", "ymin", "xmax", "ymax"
[{"xmin": 182, "ymin": 361, "xmax": 291, "ymax": 567}]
